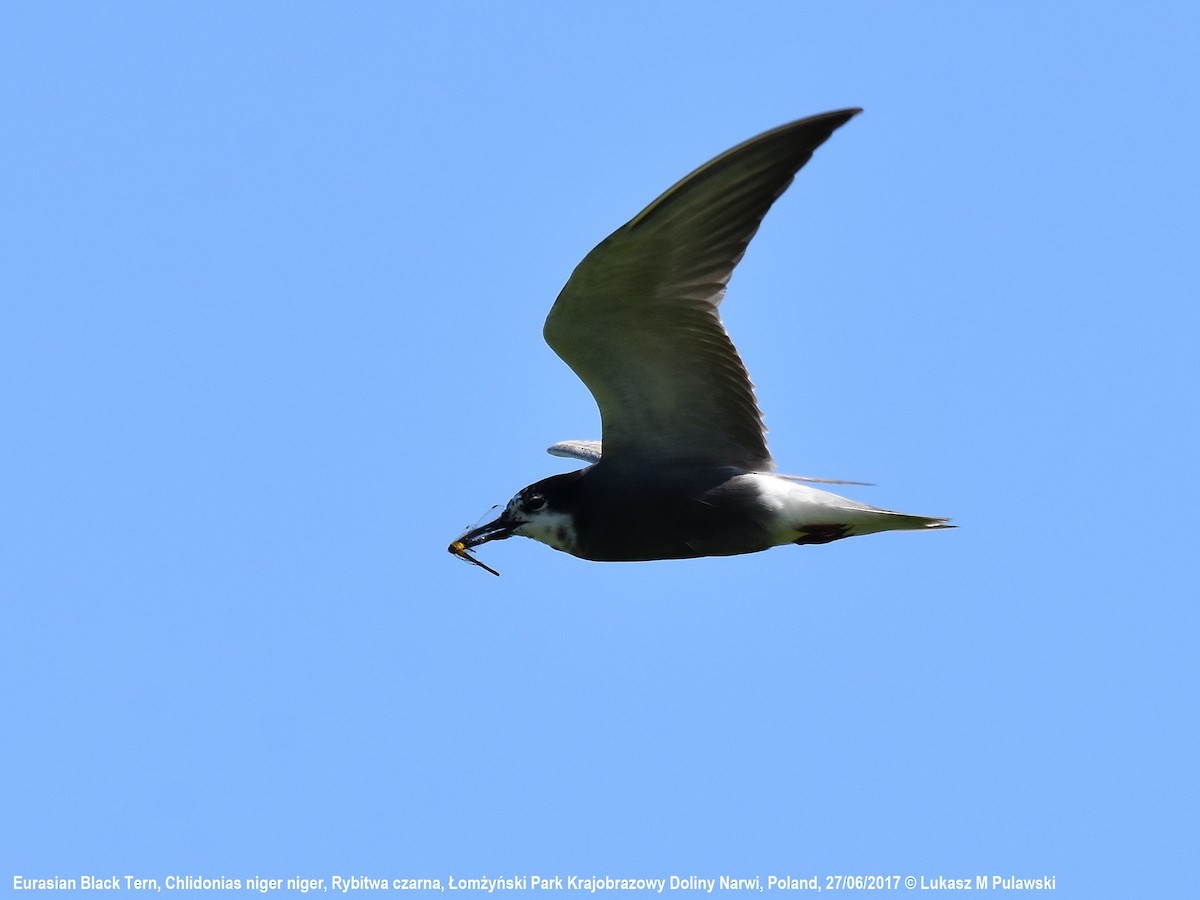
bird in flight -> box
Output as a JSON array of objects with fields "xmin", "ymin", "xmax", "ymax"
[{"xmin": 450, "ymin": 109, "xmax": 951, "ymax": 575}]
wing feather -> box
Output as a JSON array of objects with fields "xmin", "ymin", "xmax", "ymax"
[{"xmin": 543, "ymin": 109, "xmax": 860, "ymax": 468}]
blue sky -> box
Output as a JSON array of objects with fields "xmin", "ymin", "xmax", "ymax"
[{"xmin": 2, "ymin": 2, "xmax": 1197, "ymax": 897}]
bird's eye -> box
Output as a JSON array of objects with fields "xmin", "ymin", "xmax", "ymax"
[{"xmin": 525, "ymin": 494, "xmax": 546, "ymax": 511}]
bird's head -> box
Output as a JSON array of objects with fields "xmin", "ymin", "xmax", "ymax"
[{"xmin": 449, "ymin": 472, "xmax": 583, "ymax": 574}]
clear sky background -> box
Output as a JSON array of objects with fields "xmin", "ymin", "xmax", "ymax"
[{"xmin": 2, "ymin": 3, "xmax": 1197, "ymax": 897}]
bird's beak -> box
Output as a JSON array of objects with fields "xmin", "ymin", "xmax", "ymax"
[
  {"xmin": 456, "ymin": 511, "xmax": 517, "ymax": 549},
  {"xmin": 448, "ymin": 511, "xmax": 516, "ymax": 576}
]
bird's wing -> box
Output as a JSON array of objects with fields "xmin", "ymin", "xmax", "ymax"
[
  {"xmin": 543, "ymin": 109, "xmax": 860, "ymax": 470},
  {"xmin": 547, "ymin": 440, "xmax": 603, "ymax": 463},
  {"xmin": 777, "ymin": 473, "xmax": 875, "ymax": 487}
]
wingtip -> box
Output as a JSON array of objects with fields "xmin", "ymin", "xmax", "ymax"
[{"xmin": 821, "ymin": 107, "xmax": 863, "ymax": 125}]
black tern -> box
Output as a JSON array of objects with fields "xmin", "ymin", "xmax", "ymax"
[{"xmin": 450, "ymin": 109, "xmax": 952, "ymax": 575}]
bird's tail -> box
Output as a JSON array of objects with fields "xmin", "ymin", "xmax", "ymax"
[{"xmin": 793, "ymin": 507, "xmax": 954, "ymax": 545}]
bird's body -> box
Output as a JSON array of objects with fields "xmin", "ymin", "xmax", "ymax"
[
  {"xmin": 506, "ymin": 465, "xmax": 946, "ymax": 563},
  {"xmin": 450, "ymin": 109, "xmax": 951, "ymax": 575}
]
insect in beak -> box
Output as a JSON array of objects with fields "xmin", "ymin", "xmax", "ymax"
[
  {"xmin": 448, "ymin": 507, "xmax": 517, "ymax": 576},
  {"xmin": 448, "ymin": 539, "xmax": 501, "ymax": 577}
]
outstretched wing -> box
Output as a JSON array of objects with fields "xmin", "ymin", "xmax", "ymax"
[
  {"xmin": 548, "ymin": 439, "xmax": 870, "ymax": 485},
  {"xmin": 543, "ymin": 109, "xmax": 860, "ymax": 470}
]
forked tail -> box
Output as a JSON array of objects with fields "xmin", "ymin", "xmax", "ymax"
[{"xmin": 794, "ymin": 509, "xmax": 954, "ymax": 546}]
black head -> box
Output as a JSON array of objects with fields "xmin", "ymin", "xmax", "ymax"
[{"xmin": 449, "ymin": 471, "xmax": 587, "ymax": 570}]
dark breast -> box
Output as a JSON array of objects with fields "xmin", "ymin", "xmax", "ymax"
[{"xmin": 567, "ymin": 463, "xmax": 772, "ymax": 562}]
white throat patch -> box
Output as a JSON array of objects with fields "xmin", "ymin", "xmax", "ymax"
[{"xmin": 513, "ymin": 508, "xmax": 579, "ymax": 555}]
